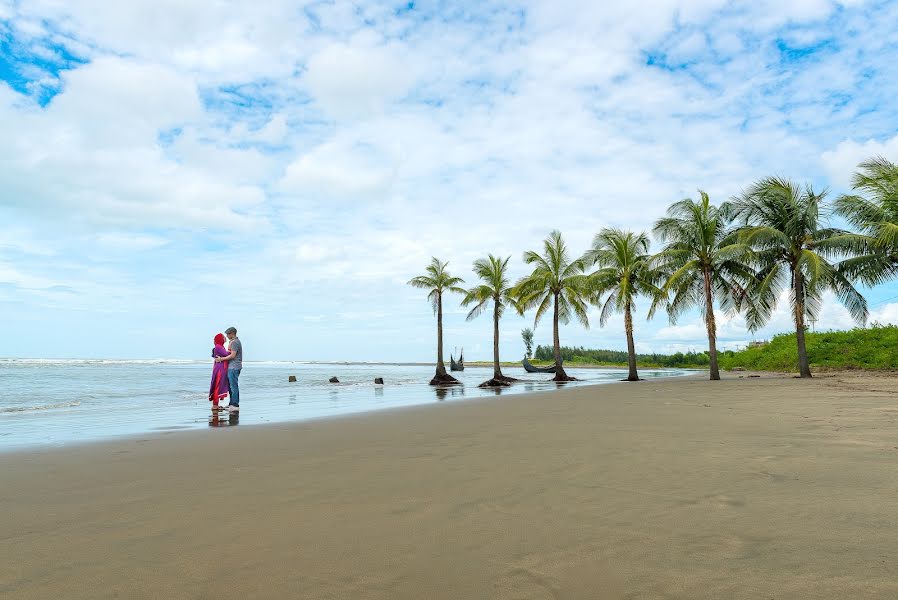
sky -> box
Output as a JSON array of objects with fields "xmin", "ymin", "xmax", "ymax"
[{"xmin": 3, "ymin": 0, "xmax": 898, "ymax": 361}]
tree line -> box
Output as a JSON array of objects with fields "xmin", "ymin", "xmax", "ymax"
[
  {"xmin": 532, "ymin": 345, "xmax": 711, "ymax": 368},
  {"xmin": 409, "ymin": 156, "xmax": 898, "ymax": 386}
]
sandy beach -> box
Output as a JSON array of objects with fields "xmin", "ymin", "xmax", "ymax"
[{"xmin": 3, "ymin": 373, "xmax": 898, "ymax": 599}]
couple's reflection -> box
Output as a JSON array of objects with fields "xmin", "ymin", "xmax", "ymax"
[{"xmin": 209, "ymin": 410, "xmax": 239, "ymax": 427}]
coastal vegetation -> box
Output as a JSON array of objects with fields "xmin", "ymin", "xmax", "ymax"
[
  {"xmin": 521, "ymin": 328, "xmax": 534, "ymax": 359},
  {"xmin": 461, "ymin": 255, "xmax": 518, "ymax": 386},
  {"xmin": 583, "ymin": 229, "xmax": 664, "ymax": 381},
  {"xmin": 409, "ymin": 156, "xmax": 898, "ymax": 384},
  {"xmin": 513, "ymin": 230, "xmax": 590, "ymax": 382},
  {"xmin": 407, "ymin": 258, "xmax": 466, "ymax": 385},
  {"xmin": 653, "ymin": 192, "xmax": 758, "ymax": 380},
  {"xmin": 835, "ymin": 157, "xmax": 898, "ymax": 286},
  {"xmin": 533, "ymin": 345, "xmax": 711, "ymax": 368},
  {"xmin": 731, "ymin": 178, "xmax": 867, "ymax": 378},
  {"xmin": 717, "ymin": 325, "xmax": 898, "ymax": 372}
]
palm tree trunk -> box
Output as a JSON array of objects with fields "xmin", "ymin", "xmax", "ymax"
[
  {"xmin": 703, "ymin": 268, "xmax": 720, "ymax": 381},
  {"xmin": 553, "ymin": 293, "xmax": 569, "ymax": 380},
  {"xmin": 624, "ymin": 302, "xmax": 639, "ymax": 382},
  {"xmin": 793, "ymin": 272, "xmax": 812, "ymax": 378},
  {"xmin": 493, "ymin": 300, "xmax": 502, "ymax": 379},
  {"xmin": 436, "ymin": 292, "xmax": 446, "ymax": 377}
]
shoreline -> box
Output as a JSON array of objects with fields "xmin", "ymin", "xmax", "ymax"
[
  {"xmin": 465, "ymin": 360, "xmax": 707, "ymax": 369},
  {"xmin": 5, "ymin": 371, "xmax": 898, "ymax": 598},
  {"xmin": 0, "ymin": 368, "xmax": 703, "ymax": 455},
  {"xmin": 0, "ymin": 357, "xmax": 704, "ymax": 369}
]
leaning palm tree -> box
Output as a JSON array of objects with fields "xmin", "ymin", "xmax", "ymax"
[
  {"xmin": 461, "ymin": 254, "xmax": 518, "ymax": 386},
  {"xmin": 408, "ymin": 257, "xmax": 466, "ymax": 385},
  {"xmin": 583, "ymin": 228, "xmax": 665, "ymax": 382},
  {"xmin": 835, "ymin": 156, "xmax": 898, "ymax": 286},
  {"xmin": 512, "ymin": 230, "xmax": 590, "ymax": 382},
  {"xmin": 653, "ymin": 191, "xmax": 762, "ymax": 380},
  {"xmin": 731, "ymin": 177, "xmax": 868, "ymax": 378}
]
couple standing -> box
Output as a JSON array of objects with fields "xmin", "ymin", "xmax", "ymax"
[{"xmin": 209, "ymin": 326, "xmax": 243, "ymax": 413}]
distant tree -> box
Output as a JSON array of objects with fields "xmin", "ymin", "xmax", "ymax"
[
  {"xmin": 653, "ymin": 191, "xmax": 759, "ymax": 380},
  {"xmin": 408, "ymin": 257, "xmax": 466, "ymax": 385},
  {"xmin": 521, "ymin": 327, "xmax": 534, "ymax": 359},
  {"xmin": 461, "ymin": 254, "xmax": 517, "ymax": 382},
  {"xmin": 731, "ymin": 178, "xmax": 867, "ymax": 378},
  {"xmin": 532, "ymin": 344, "xmax": 710, "ymax": 367},
  {"xmin": 582, "ymin": 228, "xmax": 665, "ymax": 382},
  {"xmin": 513, "ymin": 230, "xmax": 590, "ymax": 382},
  {"xmin": 534, "ymin": 344, "xmax": 552, "ymax": 361}
]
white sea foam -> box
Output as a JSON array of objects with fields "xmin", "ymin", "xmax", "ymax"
[
  {"xmin": 0, "ymin": 358, "xmax": 401, "ymax": 366},
  {"xmin": 0, "ymin": 401, "xmax": 82, "ymax": 414},
  {"xmin": 0, "ymin": 358, "xmax": 202, "ymax": 366}
]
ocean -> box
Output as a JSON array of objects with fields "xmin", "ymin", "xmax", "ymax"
[{"xmin": 0, "ymin": 359, "xmax": 694, "ymax": 451}]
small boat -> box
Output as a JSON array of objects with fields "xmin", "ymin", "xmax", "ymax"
[
  {"xmin": 522, "ymin": 357, "xmax": 562, "ymax": 373},
  {"xmin": 450, "ymin": 348, "xmax": 465, "ymax": 372}
]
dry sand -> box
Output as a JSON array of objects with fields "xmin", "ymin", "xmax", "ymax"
[{"xmin": 3, "ymin": 372, "xmax": 898, "ymax": 599}]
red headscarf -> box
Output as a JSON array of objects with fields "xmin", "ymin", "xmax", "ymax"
[{"xmin": 214, "ymin": 333, "xmax": 226, "ymax": 346}]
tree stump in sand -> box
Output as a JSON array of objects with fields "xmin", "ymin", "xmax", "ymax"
[
  {"xmin": 329, "ymin": 377, "xmax": 339, "ymax": 383},
  {"xmin": 478, "ymin": 378, "xmax": 512, "ymax": 388},
  {"xmin": 288, "ymin": 375, "xmax": 297, "ymax": 382},
  {"xmin": 429, "ymin": 372, "xmax": 460, "ymax": 386}
]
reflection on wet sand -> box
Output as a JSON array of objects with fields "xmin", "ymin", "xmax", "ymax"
[
  {"xmin": 209, "ymin": 411, "xmax": 239, "ymax": 428},
  {"xmin": 434, "ymin": 386, "xmax": 464, "ymax": 401}
]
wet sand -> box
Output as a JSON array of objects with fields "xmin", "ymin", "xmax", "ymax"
[{"xmin": 3, "ymin": 372, "xmax": 898, "ymax": 599}]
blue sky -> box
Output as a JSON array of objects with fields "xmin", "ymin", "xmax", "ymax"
[{"xmin": 3, "ymin": 0, "xmax": 898, "ymax": 361}]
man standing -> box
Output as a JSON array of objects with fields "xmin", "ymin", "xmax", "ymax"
[{"xmin": 215, "ymin": 326, "xmax": 243, "ymax": 413}]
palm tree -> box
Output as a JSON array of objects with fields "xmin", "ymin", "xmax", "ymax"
[
  {"xmin": 582, "ymin": 228, "xmax": 665, "ymax": 382},
  {"xmin": 835, "ymin": 156, "xmax": 898, "ymax": 286},
  {"xmin": 653, "ymin": 191, "xmax": 761, "ymax": 380},
  {"xmin": 408, "ymin": 257, "xmax": 466, "ymax": 385},
  {"xmin": 513, "ymin": 230, "xmax": 590, "ymax": 382},
  {"xmin": 461, "ymin": 254, "xmax": 518, "ymax": 385},
  {"xmin": 731, "ymin": 177, "xmax": 868, "ymax": 378}
]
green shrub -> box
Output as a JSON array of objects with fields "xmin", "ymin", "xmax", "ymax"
[{"xmin": 717, "ymin": 325, "xmax": 898, "ymax": 371}]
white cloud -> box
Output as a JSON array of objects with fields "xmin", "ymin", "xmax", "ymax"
[
  {"xmin": 303, "ymin": 34, "xmax": 418, "ymax": 120},
  {"xmin": 0, "ymin": 262, "xmax": 65, "ymax": 290},
  {"xmin": 0, "ymin": 57, "xmax": 268, "ymax": 230},
  {"xmin": 0, "ymin": 228, "xmax": 57, "ymax": 256},
  {"xmin": 279, "ymin": 136, "xmax": 398, "ymax": 199},
  {"xmin": 249, "ymin": 113, "xmax": 289, "ymax": 145},
  {"xmin": 52, "ymin": 56, "xmax": 202, "ymax": 142},
  {"xmin": 94, "ymin": 233, "xmax": 170, "ymax": 251},
  {"xmin": 821, "ymin": 134, "xmax": 898, "ymax": 188},
  {"xmin": 869, "ymin": 302, "xmax": 898, "ymax": 326}
]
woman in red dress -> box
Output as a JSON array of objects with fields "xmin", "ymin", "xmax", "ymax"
[{"xmin": 209, "ymin": 333, "xmax": 230, "ymax": 411}]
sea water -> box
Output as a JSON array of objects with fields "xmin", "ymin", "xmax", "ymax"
[{"xmin": 0, "ymin": 360, "xmax": 694, "ymax": 451}]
